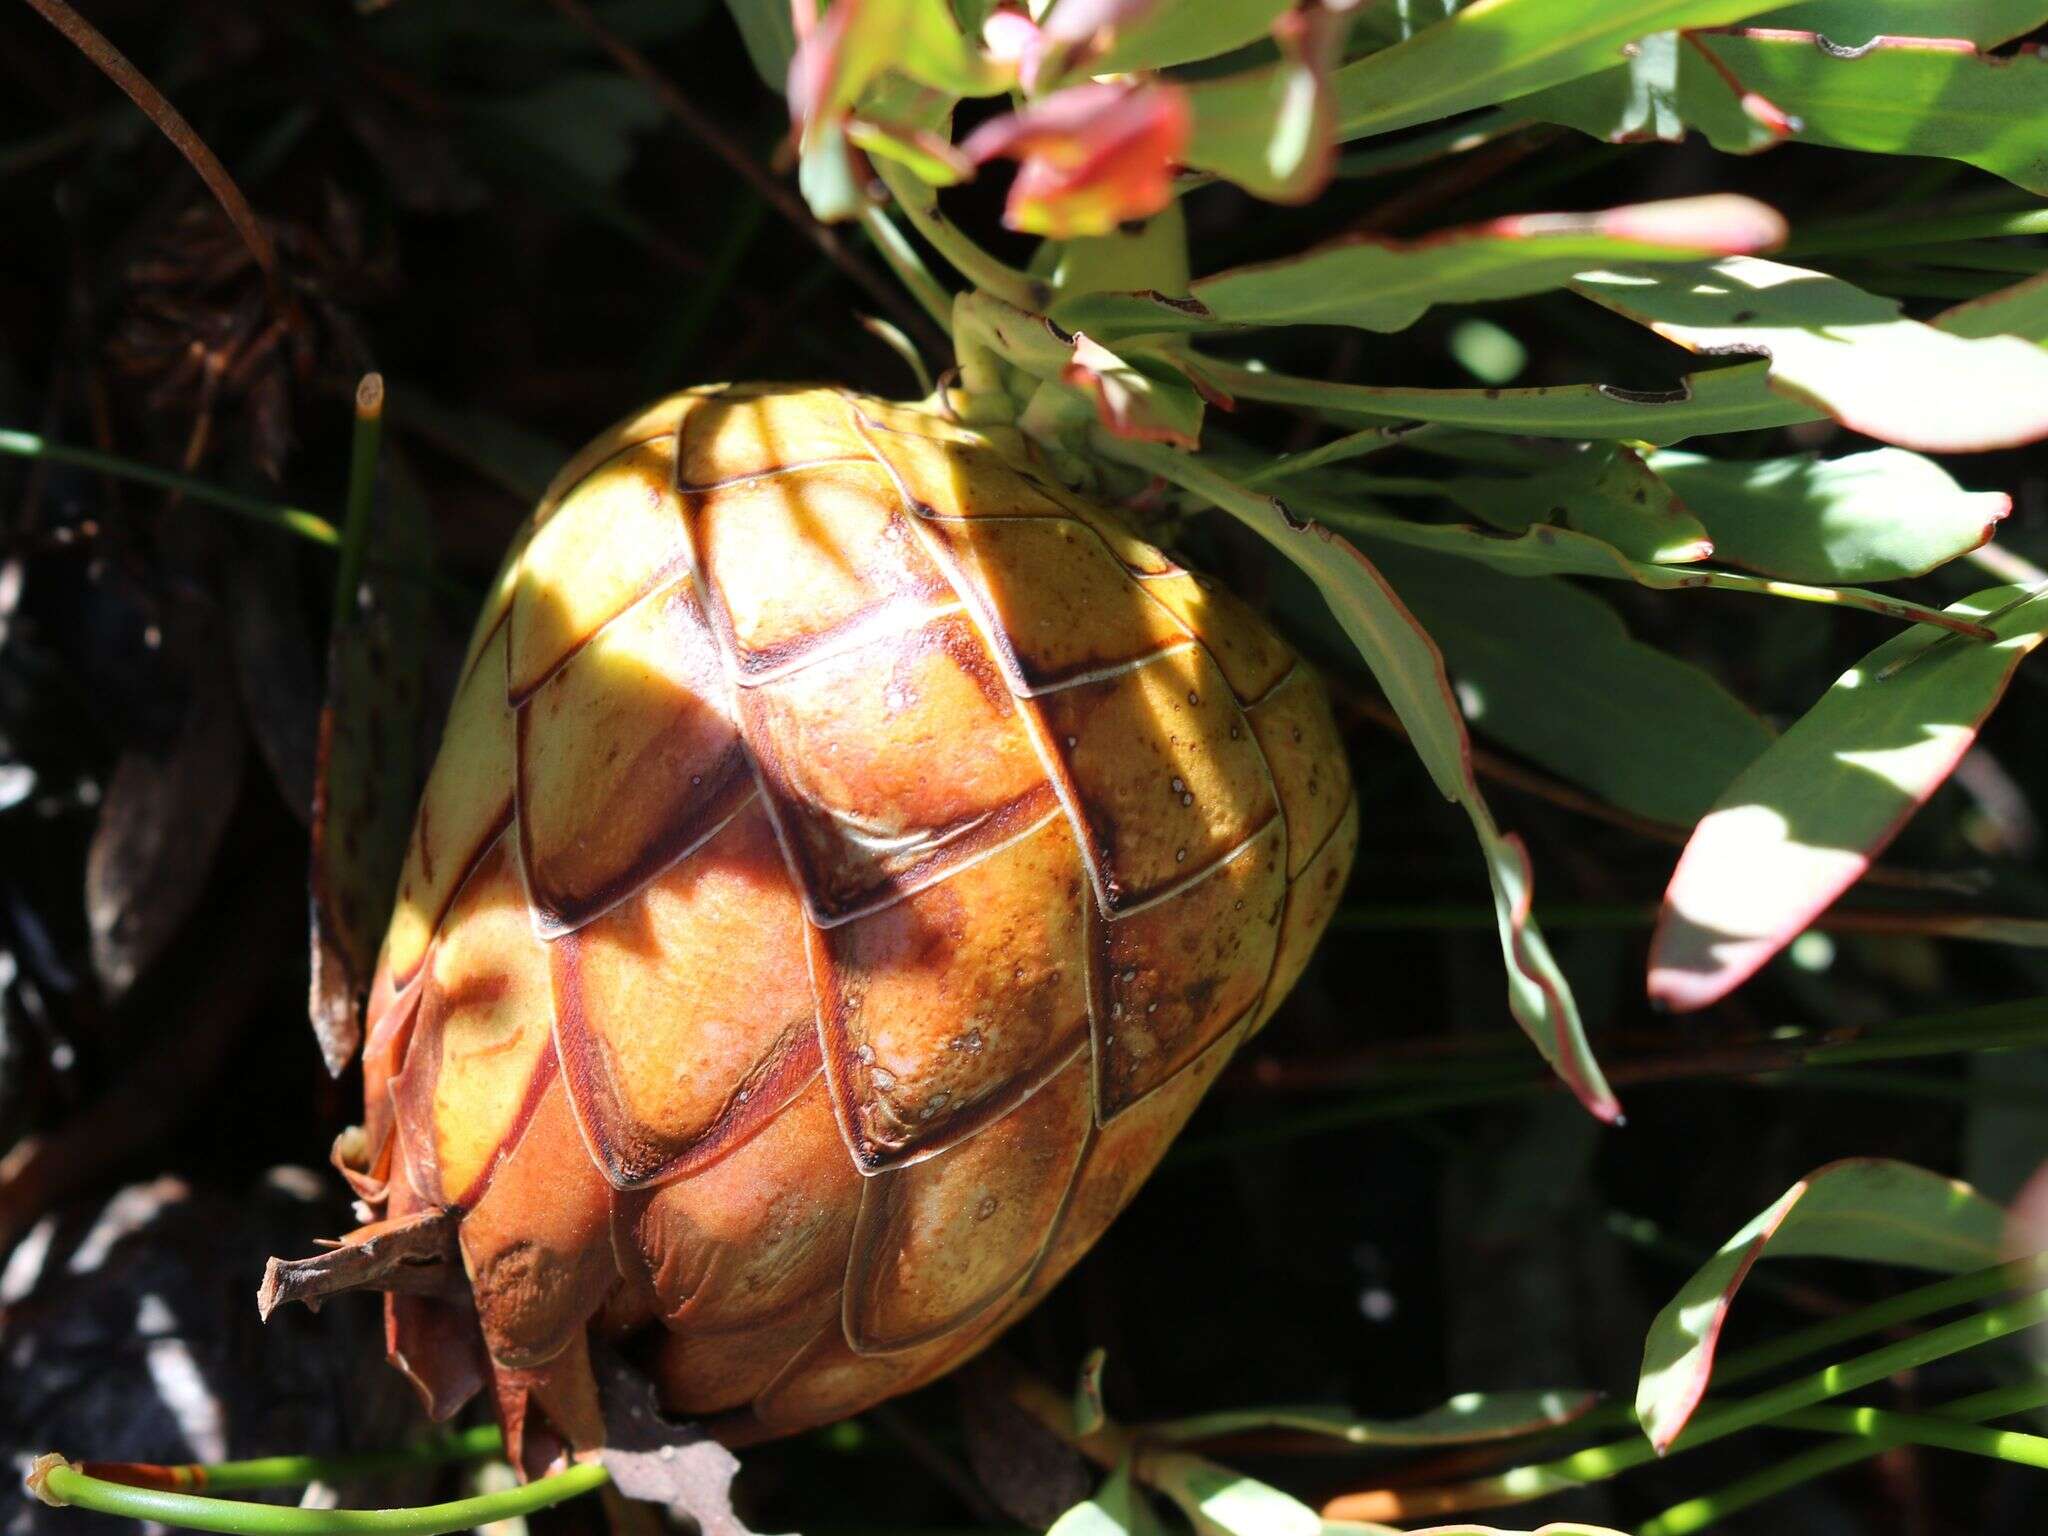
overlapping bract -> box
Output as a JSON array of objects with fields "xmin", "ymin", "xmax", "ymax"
[{"xmin": 346, "ymin": 385, "xmax": 1356, "ymax": 1469}]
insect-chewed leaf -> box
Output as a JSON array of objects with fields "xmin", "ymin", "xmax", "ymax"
[
  {"xmin": 1150, "ymin": 1389, "xmax": 1600, "ymax": 1447},
  {"xmin": 1199, "ymin": 355, "xmax": 1818, "ymax": 441},
  {"xmin": 1367, "ymin": 547, "xmax": 1770, "ymax": 827},
  {"xmin": 1762, "ymin": 0, "xmax": 2048, "ymax": 46},
  {"xmin": 1318, "ymin": 0, "xmax": 1790, "ymax": 140},
  {"xmin": 1635, "ymin": 1158, "xmax": 2007, "ymax": 1453},
  {"xmin": 1441, "ymin": 441, "xmax": 1713, "ymax": 564},
  {"xmin": 1082, "ymin": 197, "xmax": 1783, "ymax": 336},
  {"xmin": 1650, "ymin": 448, "xmax": 2010, "ymax": 583},
  {"xmin": 1573, "ymin": 256, "xmax": 2048, "ymax": 452},
  {"xmin": 1297, "ymin": 481, "xmax": 1987, "ymax": 637},
  {"xmin": 1650, "ymin": 584, "xmax": 2048, "ymax": 1012},
  {"xmin": 962, "ymin": 82, "xmax": 1190, "ymax": 237},
  {"xmin": 1696, "ymin": 33, "xmax": 2048, "ymax": 188},
  {"xmin": 1937, "ymin": 270, "xmax": 2048, "ymax": 344},
  {"xmin": 1096, "ymin": 439, "xmax": 1620, "ymax": 1123}
]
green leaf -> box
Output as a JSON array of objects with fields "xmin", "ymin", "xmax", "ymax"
[
  {"xmin": 1689, "ymin": 33, "xmax": 2048, "ymax": 192},
  {"xmin": 1091, "ymin": 436, "xmax": 1621, "ymax": 1123},
  {"xmin": 1151, "ymin": 1389, "xmax": 1600, "ymax": 1447},
  {"xmin": 1761, "ymin": 1, "xmax": 2048, "ymax": 46},
  {"xmin": 1071, "ymin": 196, "xmax": 1784, "ymax": 336},
  {"xmin": 1080, "ymin": 0, "xmax": 1292, "ymax": 74},
  {"xmin": 1291, "ymin": 481, "xmax": 1992, "ymax": 636},
  {"xmin": 1572, "ymin": 256, "xmax": 2048, "ymax": 452},
  {"xmin": 1049, "ymin": 1461, "xmax": 1170, "ymax": 1536},
  {"xmin": 1147, "ymin": 1453, "xmax": 1321, "ymax": 1536},
  {"xmin": 1937, "ymin": 270, "xmax": 2048, "ymax": 344},
  {"xmin": 1525, "ymin": 30, "xmax": 2048, "ymax": 194},
  {"xmin": 470, "ymin": 74, "xmax": 662, "ymax": 185},
  {"xmin": 1650, "ymin": 584, "xmax": 2048, "ymax": 1011},
  {"xmin": 1636, "ymin": 1159, "xmax": 2007, "ymax": 1452},
  {"xmin": 1200, "ymin": 355, "xmax": 1817, "ymax": 442},
  {"xmin": 1327, "ymin": 0, "xmax": 1793, "ymax": 139},
  {"xmin": 1369, "ymin": 547, "xmax": 1771, "ymax": 825},
  {"xmin": 1440, "ymin": 442, "xmax": 1713, "ymax": 564},
  {"xmin": 1650, "ymin": 448, "xmax": 2011, "ymax": 583},
  {"xmin": 720, "ymin": 0, "xmax": 798, "ymax": 88}
]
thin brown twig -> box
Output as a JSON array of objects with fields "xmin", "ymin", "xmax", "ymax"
[
  {"xmin": 538, "ymin": 0, "xmax": 951, "ymax": 360},
  {"xmin": 20, "ymin": 0, "xmax": 280, "ymax": 307}
]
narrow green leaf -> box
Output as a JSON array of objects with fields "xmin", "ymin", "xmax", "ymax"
[
  {"xmin": 1151, "ymin": 1389, "xmax": 1600, "ymax": 1447},
  {"xmin": 1370, "ymin": 547, "xmax": 1771, "ymax": 826},
  {"xmin": 719, "ymin": 0, "xmax": 798, "ymax": 89},
  {"xmin": 1199, "ymin": 355, "xmax": 1817, "ymax": 441},
  {"xmin": 1147, "ymin": 1453, "xmax": 1321, "ymax": 1536},
  {"xmin": 1651, "ymin": 584, "xmax": 2048, "ymax": 1011},
  {"xmin": 1104, "ymin": 197, "xmax": 1784, "ymax": 335},
  {"xmin": 1636, "ymin": 1159, "xmax": 2007, "ymax": 1453},
  {"xmin": 1079, "ymin": 0, "xmax": 1291, "ymax": 74},
  {"xmin": 1573, "ymin": 256, "xmax": 2048, "ymax": 452},
  {"xmin": 1440, "ymin": 442, "xmax": 1713, "ymax": 564},
  {"xmin": 1091, "ymin": 434, "xmax": 1621, "ymax": 1123},
  {"xmin": 1650, "ymin": 448, "xmax": 2010, "ymax": 583},
  {"xmin": 1760, "ymin": 1, "xmax": 2048, "ymax": 47},
  {"xmin": 1937, "ymin": 270, "xmax": 2048, "ymax": 344},
  {"xmin": 1292, "ymin": 482, "xmax": 1993, "ymax": 636},
  {"xmin": 1049, "ymin": 1461, "xmax": 1167, "ymax": 1536},
  {"xmin": 1074, "ymin": 1348, "xmax": 1108, "ymax": 1437}
]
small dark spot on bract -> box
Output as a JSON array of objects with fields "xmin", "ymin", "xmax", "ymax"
[
  {"xmin": 1731, "ymin": 308, "xmax": 1758, "ymax": 323},
  {"xmin": 1484, "ymin": 388, "xmax": 1501, "ymax": 399},
  {"xmin": 1632, "ymin": 488, "xmax": 1647, "ymax": 504}
]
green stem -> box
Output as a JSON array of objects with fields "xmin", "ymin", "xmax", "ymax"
[
  {"xmin": 1709, "ymin": 1253, "xmax": 2048, "ymax": 1395},
  {"xmin": 0, "ymin": 427, "xmax": 339, "ymax": 547},
  {"xmin": 871, "ymin": 156, "xmax": 1041, "ymax": 314},
  {"xmin": 77, "ymin": 1428, "xmax": 507, "ymax": 1495},
  {"xmin": 29, "ymin": 1458, "xmax": 609, "ymax": 1536},
  {"xmin": 861, "ymin": 202, "xmax": 954, "ymax": 335},
  {"xmin": 1169, "ymin": 1000, "xmax": 2048, "ymax": 1163},
  {"xmin": 1771, "ymin": 1399, "xmax": 2048, "ymax": 1468},
  {"xmin": 1786, "ymin": 207, "xmax": 2048, "ymax": 257},
  {"xmin": 1640, "ymin": 1378, "xmax": 2048, "ymax": 1536},
  {"xmin": 1420, "ymin": 1288, "xmax": 2048, "ymax": 1510},
  {"xmin": 1239, "ymin": 426, "xmax": 1424, "ymax": 486},
  {"xmin": 332, "ymin": 375, "xmax": 386, "ymax": 630}
]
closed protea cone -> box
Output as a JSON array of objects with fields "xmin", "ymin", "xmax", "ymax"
[{"xmin": 276, "ymin": 384, "xmax": 1355, "ymax": 1475}]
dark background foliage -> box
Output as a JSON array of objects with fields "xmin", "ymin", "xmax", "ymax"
[{"xmin": 1, "ymin": 4, "xmax": 2044, "ymax": 1534}]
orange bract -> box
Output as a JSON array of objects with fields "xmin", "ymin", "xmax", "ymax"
[{"xmin": 347, "ymin": 384, "xmax": 1356, "ymax": 1472}]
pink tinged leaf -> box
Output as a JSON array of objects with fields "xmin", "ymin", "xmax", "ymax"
[
  {"xmin": 1062, "ymin": 334, "xmax": 1202, "ymax": 447},
  {"xmin": 1276, "ymin": 524, "xmax": 1621, "ymax": 1121},
  {"xmin": 1682, "ymin": 31, "xmax": 1798, "ymax": 140},
  {"xmin": 982, "ymin": 6, "xmax": 1049, "ymax": 92},
  {"xmin": 1636, "ymin": 1158, "xmax": 2007, "ymax": 1453},
  {"xmin": 1040, "ymin": 0, "xmax": 1162, "ymax": 44},
  {"xmin": 1650, "ymin": 584, "xmax": 2048, "ymax": 1013},
  {"xmin": 1574, "ymin": 256, "xmax": 2048, "ymax": 453},
  {"xmin": 1548, "ymin": 193, "xmax": 1787, "ymax": 254},
  {"xmin": 961, "ymin": 81, "xmax": 1191, "ymax": 238}
]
